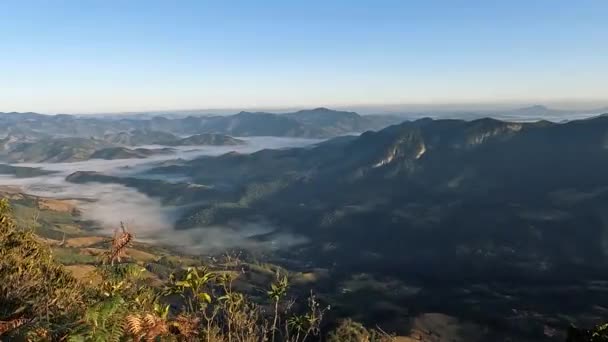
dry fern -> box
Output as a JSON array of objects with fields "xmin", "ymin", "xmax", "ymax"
[
  {"xmin": 125, "ymin": 314, "xmax": 143, "ymax": 336},
  {"xmin": 106, "ymin": 222, "xmax": 134, "ymax": 265},
  {"xmin": 126, "ymin": 313, "xmax": 169, "ymax": 341}
]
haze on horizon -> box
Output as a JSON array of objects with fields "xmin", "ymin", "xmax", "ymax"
[{"xmin": 1, "ymin": 0, "xmax": 607, "ymax": 114}]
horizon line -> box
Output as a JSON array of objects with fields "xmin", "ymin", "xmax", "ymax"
[{"xmin": 2, "ymin": 99, "xmax": 608, "ymax": 116}]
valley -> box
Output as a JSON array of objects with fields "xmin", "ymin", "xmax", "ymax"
[{"xmin": 2, "ymin": 109, "xmax": 608, "ymax": 340}]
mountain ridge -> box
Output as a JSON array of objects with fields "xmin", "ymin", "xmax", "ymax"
[
  {"xmin": 0, "ymin": 107, "xmax": 404, "ymax": 139},
  {"xmin": 95, "ymin": 113, "xmax": 608, "ymax": 281}
]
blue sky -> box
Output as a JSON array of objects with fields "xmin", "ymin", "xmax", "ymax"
[{"xmin": 1, "ymin": 0, "xmax": 607, "ymax": 113}]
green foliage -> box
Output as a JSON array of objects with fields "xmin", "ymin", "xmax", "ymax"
[
  {"xmin": 69, "ymin": 296, "xmax": 128, "ymax": 342},
  {"xmin": 0, "ymin": 198, "xmax": 85, "ymax": 339},
  {"xmin": 267, "ymin": 273, "xmax": 289, "ymax": 301},
  {"xmin": 165, "ymin": 266, "xmax": 215, "ymax": 313}
]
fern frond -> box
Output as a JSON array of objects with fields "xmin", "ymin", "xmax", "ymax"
[
  {"xmin": 143, "ymin": 313, "xmax": 156, "ymax": 327},
  {"xmin": 125, "ymin": 312, "xmax": 170, "ymax": 341},
  {"xmin": 0, "ymin": 318, "xmax": 29, "ymax": 335},
  {"xmin": 106, "ymin": 226, "xmax": 134, "ymax": 265},
  {"xmin": 126, "ymin": 314, "xmax": 143, "ymax": 336},
  {"xmin": 107, "ymin": 317, "xmax": 125, "ymax": 342}
]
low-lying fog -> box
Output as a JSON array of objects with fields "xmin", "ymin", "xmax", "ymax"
[{"xmin": 0, "ymin": 136, "xmax": 321, "ymax": 253}]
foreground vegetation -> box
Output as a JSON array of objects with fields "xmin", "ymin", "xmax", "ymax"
[
  {"xmin": 0, "ymin": 196, "xmax": 606, "ymax": 341},
  {"xmin": 0, "ymin": 198, "xmax": 396, "ymax": 341}
]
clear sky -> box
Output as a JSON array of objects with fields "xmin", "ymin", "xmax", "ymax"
[{"xmin": 1, "ymin": 0, "xmax": 607, "ymax": 113}]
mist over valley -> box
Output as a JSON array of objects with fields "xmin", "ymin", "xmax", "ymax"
[{"xmin": 2, "ymin": 107, "xmax": 608, "ymax": 340}]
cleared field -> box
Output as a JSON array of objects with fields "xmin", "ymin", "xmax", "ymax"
[
  {"xmin": 38, "ymin": 197, "xmax": 79, "ymax": 212},
  {"xmin": 65, "ymin": 236, "xmax": 106, "ymax": 247}
]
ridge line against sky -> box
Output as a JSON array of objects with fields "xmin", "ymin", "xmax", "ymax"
[
  {"xmin": 1, "ymin": 0, "xmax": 607, "ymax": 114},
  {"xmin": 5, "ymin": 101, "xmax": 608, "ymax": 117}
]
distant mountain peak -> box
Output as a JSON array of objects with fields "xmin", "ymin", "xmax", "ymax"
[
  {"xmin": 293, "ymin": 107, "xmax": 356, "ymax": 114},
  {"xmin": 293, "ymin": 107, "xmax": 336, "ymax": 114},
  {"xmin": 520, "ymin": 104, "xmax": 549, "ymax": 111}
]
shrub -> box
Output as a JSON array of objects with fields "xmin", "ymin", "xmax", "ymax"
[{"xmin": 0, "ymin": 198, "xmax": 85, "ymax": 339}]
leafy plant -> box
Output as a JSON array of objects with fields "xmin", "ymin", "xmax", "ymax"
[{"xmin": 268, "ymin": 272, "xmax": 289, "ymax": 342}]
